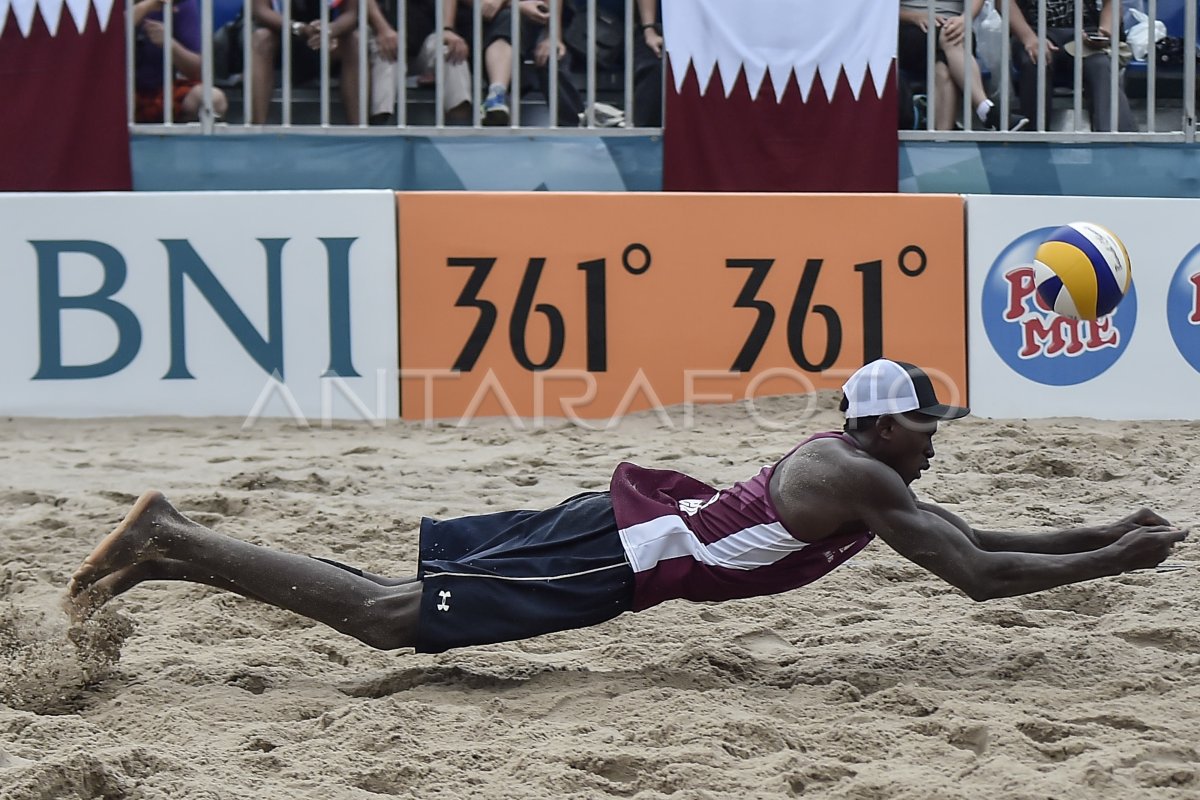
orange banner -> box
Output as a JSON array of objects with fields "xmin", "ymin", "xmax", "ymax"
[{"xmin": 398, "ymin": 193, "xmax": 966, "ymax": 422}]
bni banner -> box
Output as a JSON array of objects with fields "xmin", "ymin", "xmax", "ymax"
[
  {"xmin": 967, "ymin": 195, "xmax": 1200, "ymax": 420},
  {"xmin": 0, "ymin": 191, "xmax": 399, "ymax": 420}
]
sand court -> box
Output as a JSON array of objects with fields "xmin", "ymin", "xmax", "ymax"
[{"xmin": 2, "ymin": 396, "xmax": 1199, "ymax": 799}]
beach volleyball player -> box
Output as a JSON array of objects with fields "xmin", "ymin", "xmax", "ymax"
[{"xmin": 66, "ymin": 359, "xmax": 1187, "ymax": 653}]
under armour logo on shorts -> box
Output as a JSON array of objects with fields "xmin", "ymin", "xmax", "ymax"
[{"xmin": 436, "ymin": 590, "xmax": 452, "ymax": 611}]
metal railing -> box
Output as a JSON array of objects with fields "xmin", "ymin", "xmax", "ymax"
[
  {"xmin": 901, "ymin": 0, "xmax": 1198, "ymax": 142},
  {"xmin": 129, "ymin": 0, "xmax": 663, "ymax": 134},
  {"xmin": 132, "ymin": 0, "xmax": 1196, "ymax": 141}
]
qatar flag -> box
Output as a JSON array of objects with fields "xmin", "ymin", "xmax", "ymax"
[
  {"xmin": 661, "ymin": 0, "xmax": 898, "ymax": 193},
  {"xmin": 0, "ymin": 0, "xmax": 131, "ymax": 190}
]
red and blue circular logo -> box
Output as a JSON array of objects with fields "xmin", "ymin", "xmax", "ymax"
[
  {"xmin": 1167, "ymin": 243, "xmax": 1200, "ymax": 374},
  {"xmin": 982, "ymin": 227, "xmax": 1138, "ymax": 385}
]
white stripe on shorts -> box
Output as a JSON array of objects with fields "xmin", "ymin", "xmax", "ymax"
[{"xmin": 423, "ymin": 561, "xmax": 629, "ymax": 582}]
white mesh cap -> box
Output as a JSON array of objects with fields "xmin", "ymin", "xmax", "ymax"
[{"xmin": 840, "ymin": 359, "xmax": 969, "ymax": 420}]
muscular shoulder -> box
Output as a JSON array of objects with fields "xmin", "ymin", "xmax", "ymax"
[
  {"xmin": 770, "ymin": 437, "xmax": 911, "ymax": 538},
  {"xmin": 775, "ymin": 436, "xmax": 894, "ymax": 490}
]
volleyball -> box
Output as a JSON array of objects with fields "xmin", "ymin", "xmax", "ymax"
[{"xmin": 1032, "ymin": 222, "xmax": 1132, "ymax": 321}]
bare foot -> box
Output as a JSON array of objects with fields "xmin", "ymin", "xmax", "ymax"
[
  {"xmin": 67, "ymin": 491, "xmax": 178, "ymax": 601},
  {"xmin": 65, "ymin": 562, "xmax": 158, "ymax": 621}
]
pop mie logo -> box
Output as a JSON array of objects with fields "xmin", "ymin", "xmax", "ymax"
[
  {"xmin": 1166, "ymin": 242, "xmax": 1200, "ymax": 374},
  {"xmin": 982, "ymin": 227, "xmax": 1137, "ymax": 386}
]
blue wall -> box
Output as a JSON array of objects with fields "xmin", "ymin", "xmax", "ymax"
[
  {"xmin": 132, "ymin": 133, "xmax": 1200, "ymax": 196},
  {"xmin": 133, "ymin": 134, "xmax": 663, "ymax": 192},
  {"xmin": 899, "ymin": 141, "xmax": 1200, "ymax": 196}
]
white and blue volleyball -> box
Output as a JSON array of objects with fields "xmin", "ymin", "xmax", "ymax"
[{"xmin": 1032, "ymin": 222, "xmax": 1132, "ymax": 321}]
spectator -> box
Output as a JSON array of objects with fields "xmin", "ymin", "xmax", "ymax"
[
  {"xmin": 1007, "ymin": 0, "xmax": 1136, "ymax": 131},
  {"xmin": 363, "ymin": 0, "xmax": 471, "ymax": 124},
  {"xmin": 133, "ymin": 0, "xmax": 229, "ymax": 123},
  {"xmin": 562, "ymin": 0, "xmax": 662, "ymax": 127},
  {"xmin": 247, "ymin": 0, "xmax": 364, "ymax": 124},
  {"xmin": 631, "ymin": 0, "xmax": 663, "ymax": 127},
  {"xmin": 441, "ymin": 0, "xmax": 583, "ymax": 126},
  {"xmin": 898, "ymin": 0, "xmax": 1028, "ymax": 131}
]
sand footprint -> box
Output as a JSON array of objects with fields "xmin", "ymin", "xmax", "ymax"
[{"xmin": 733, "ymin": 629, "xmax": 792, "ymax": 657}]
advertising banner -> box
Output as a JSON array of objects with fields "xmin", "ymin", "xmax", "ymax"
[
  {"xmin": 0, "ymin": 192, "xmax": 398, "ymax": 420},
  {"xmin": 399, "ymin": 192, "xmax": 967, "ymax": 423},
  {"xmin": 967, "ymin": 195, "xmax": 1200, "ymax": 419}
]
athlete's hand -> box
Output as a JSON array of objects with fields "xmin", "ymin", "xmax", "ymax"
[{"xmin": 1113, "ymin": 525, "xmax": 1188, "ymax": 572}]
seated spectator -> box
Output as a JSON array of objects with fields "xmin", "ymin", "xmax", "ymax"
[
  {"xmin": 363, "ymin": 0, "xmax": 471, "ymax": 124},
  {"xmin": 441, "ymin": 0, "xmax": 583, "ymax": 126},
  {"xmin": 898, "ymin": 0, "xmax": 1028, "ymax": 131},
  {"xmin": 133, "ymin": 0, "xmax": 229, "ymax": 123},
  {"xmin": 248, "ymin": 0, "xmax": 364, "ymax": 124},
  {"xmin": 562, "ymin": 0, "xmax": 662, "ymax": 127},
  {"xmin": 1007, "ymin": 0, "xmax": 1136, "ymax": 131}
]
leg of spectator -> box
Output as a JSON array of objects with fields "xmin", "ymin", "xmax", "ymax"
[
  {"xmin": 940, "ymin": 40, "xmax": 989, "ymax": 110},
  {"xmin": 933, "ymin": 61, "xmax": 959, "ymax": 130},
  {"xmin": 340, "ymin": 33, "xmax": 363, "ymax": 125},
  {"xmin": 476, "ymin": 11, "xmax": 516, "ymax": 125},
  {"xmin": 414, "ymin": 32, "xmax": 469, "ymax": 124},
  {"xmin": 1081, "ymin": 54, "xmax": 1137, "ymax": 132},
  {"xmin": 543, "ymin": 46, "xmax": 583, "ymax": 126},
  {"xmin": 180, "ymin": 85, "xmax": 230, "ymax": 122},
  {"xmin": 368, "ymin": 35, "xmax": 396, "ymax": 124},
  {"xmin": 485, "ymin": 38, "xmax": 513, "ymax": 92},
  {"xmin": 251, "ymin": 27, "xmax": 279, "ymax": 124},
  {"xmin": 631, "ymin": 53, "xmax": 662, "ymax": 127},
  {"xmin": 444, "ymin": 58, "xmax": 473, "ymax": 123},
  {"xmin": 180, "ymin": 85, "xmax": 204, "ymax": 122},
  {"xmin": 481, "ymin": 37, "xmax": 513, "ymax": 125},
  {"xmin": 1012, "ymin": 39, "xmax": 1045, "ymax": 128},
  {"xmin": 213, "ymin": 87, "xmax": 229, "ymax": 120}
]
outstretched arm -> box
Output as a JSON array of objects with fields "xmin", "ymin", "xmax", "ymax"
[
  {"xmin": 858, "ymin": 469, "xmax": 1187, "ymax": 601},
  {"xmin": 918, "ymin": 501, "xmax": 1171, "ymax": 554}
]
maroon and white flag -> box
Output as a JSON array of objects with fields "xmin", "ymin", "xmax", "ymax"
[
  {"xmin": 661, "ymin": 0, "xmax": 898, "ymax": 193},
  {"xmin": 0, "ymin": 0, "xmax": 131, "ymax": 190}
]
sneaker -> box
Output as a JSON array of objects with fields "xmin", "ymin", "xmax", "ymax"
[
  {"xmin": 579, "ymin": 101, "xmax": 625, "ymax": 128},
  {"xmin": 482, "ymin": 87, "xmax": 510, "ymax": 126},
  {"xmin": 984, "ymin": 103, "xmax": 1029, "ymax": 131}
]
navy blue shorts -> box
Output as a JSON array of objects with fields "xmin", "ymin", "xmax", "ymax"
[{"xmin": 415, "ymin": 492, "xmax": 634, "ymax": 653}]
